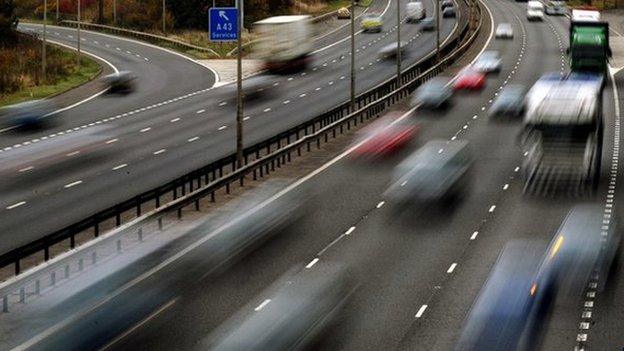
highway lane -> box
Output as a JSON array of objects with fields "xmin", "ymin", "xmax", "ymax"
[
  {"xmin": 90, "ymin": 0, "xmax": 559, "ymax": 349},
  {"xmin": 12, "ymin": 23, "xmax": 216, "ymax": 137},
  {"xmin": 1, "ymin": 2, "xmax": 616, "ymax": 351},
  {"xmin": 106, "ymin": 2, "xmax": 616, "ymax": 351},
  {"xmin": 571, "ymin": 68, "xmax": 624, "ymax": 351},
  {"xmin": 0, "ymin": 0, "xmax": 460, "ymax": 255}
]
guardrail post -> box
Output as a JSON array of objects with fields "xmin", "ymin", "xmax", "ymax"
[
  {"xmin": 19, "ymin": 287, "xmax": 25, "ymax": 303},
  {"xmin": 253, "ymin": 169, "xmax": 257, "ymax": 180},
  {"xmin": 138, "ymin": 227, "xmax": 144, "ymax": 241},
  {"xmin": 91, "ymin": 251, "xmax": 97, "ymax": 265},
  {"xmin": 226, "ymin": 183, "xmax": 231, "ymax": 194},
  {"xmin": 116, "ymin": 239, "xmax": 122, "ymax": 252},
  {"xmin": 158, "ymin": 217, "xmax": 163, "ymax": 230},
  {"xmin": 15, "ymin": 259, "xmax": 20, "ymax": 275},
  {"xmin": 210, "ymin": 191, "xmax": 216, "ymax": 202},
  {"xmin": 137, "ymin": 201, "xmax": 142, "ymax": 217},
  {"xmin": 3, "ymin": 295, "xmax": 8, "ymax": 312},
  {"xmin": 35, "ymin": 280, "xmax": 40, "ymax": 295},
  {"xmin": 116, "ymin": 212, "xmax": 121, "ymax": 227},
  {"xmin": 65, "ymin": 265, "xmax": 70, "ymax": 278},
  {"xmin": 79, "ymin": 258, "xmax": 84, "ymax": 271},
  {"xmin": 70, "ymin": 234, "xmax": 75, "ymax": 249},
  {"xmin": 195, "ymin": 199, "xmax": 200, "ymax": 211},
  {"xmin": 173, "ymin": 186, "xmax": 178, "ymax": 200},
  {"xmin": 156, "ymin": 193, "xmax": 161, "ymax": 208},
  {"xmin": 94, "ymin": 223, "xmax": 100, "ymax": 238},
  {"xmin": 177, "ymin": 208, "xmax": 182, "ymax": 219},
  {"xmin": 51, "ymin": 271, "xmax": 56, "ymax": 286}
]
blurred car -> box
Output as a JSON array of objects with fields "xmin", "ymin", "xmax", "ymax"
[
  {"xmin": 337, "ymin": 7, "xmax": 351, "ymax": 19},
  {"xmin": 455, "ymin": 240, "xmax": 544, "ymax": 351},
  {"xmin": 420, "ymin": 17, "xmax": 436, "ymax": 31},
  {"xmin": 378, "ymin": 41, "xmax": 408, "ymax": 59},
  {"xmin": 223, "ymin": 75, "xmax": 275, "ymax": 101},
  {"xmin": 405, "ymin": 1, "xmax": 426, "ymax": 22},
  {"xmin": 527, "ymin": 0, "xmax": 545, "ymax": 21},
  {"xmin": 495, "ymin": 23, "xmax": 514, "ymax": 39},
  {"xmin": 412, "ymin": 77, "xmax": 453, "ymax": 109},
  {"xmin": 350, "ymin": 112, "xmax": 419, "ymax": 160},
  {"xmin": 472, "ymin": 50, "xmax": 502, "ymax": 73},
  {"xmin": 208, "ymin": 262, "xmax": 356, "ymax": 351},
  {"xmin": 442, "ymin": 6, "xmax": 456, "ymax": 18},
  {"xmin": 102, "ymin": 71, "xmax": 136, "ymax": 93},
  {"xmin": 453, "ymin": 68, "xmax": 486, "ymax": 91},
  {"xmin": 361, "ymin": 14, "xmax": 383, "ymax": 32},
  {"xmin": 0, "ymin": 99, "xmax": 54, "ymax": 129},
  {"xmin": 533, "ymin": 205, "xmax": 621, "ymax": 298},
  {"xmin": 384, "ymin": 139, "xmax": 472, "ymax": 204},
  {"xmin": 441, "ymin": 0, "xmax": 454, "ymax": 10},
  {"xmin": 545, "ymin": 0, "xmax": 566, "ymax": 15},
  {"xmin": 488, "ymin": 84, "xmax": 525, "ymax": 117}
]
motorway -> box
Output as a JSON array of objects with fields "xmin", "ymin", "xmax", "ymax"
[
  {"xmin": 0, "ymin": 0, "xmax": 459, "ymax": 255},
  {"xmin": 2, "ymin": 0, "xmax": 624, "ymax": 350}
]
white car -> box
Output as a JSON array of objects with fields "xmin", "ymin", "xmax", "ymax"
[
  {"xmin": 495, "ymin": 23, "xmax": 513, "ymax": 39},
  {"xmin": 472, "ymin": 51, "xmax": 502, "ymax": 73}
]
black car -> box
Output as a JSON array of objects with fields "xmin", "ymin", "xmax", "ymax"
[
  {"xmin": 420, "ymin": 17, "xmax": 436, "ymax": 31},
  {"xmin": 442, "ymin": 6, "xmax": 456, "ymax": 17}
]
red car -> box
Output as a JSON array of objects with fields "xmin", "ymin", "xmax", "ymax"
[
  {"xmin": 350, "ymin": 112, "xmax": 419, "ymax": 160},
  {"xmin": 453, "ymin": 69, "xmax": 486, "ymax": 91}
]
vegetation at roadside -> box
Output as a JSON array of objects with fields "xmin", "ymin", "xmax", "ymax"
[
  {"xmin": 14, "ymin": 0, "xmax": 372, "ymax": 58},
  {"xmin": 566, "ymin": 0, "xmax": 621, "ymax": 9},
  {"xmin": 1, "ymin": 1, "xmax": 100, "ymax": 107}
]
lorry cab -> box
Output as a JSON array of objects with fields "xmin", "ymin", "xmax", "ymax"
[
  {"xmin": 405, "ymin": 1, "xmax": 426, "ymax": 22},
  {"xmin": 527, "ymin": 1, "xmax": 544, "ymax": 20}
]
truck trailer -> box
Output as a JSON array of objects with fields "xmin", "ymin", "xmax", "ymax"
[
  {"xmin": 569, "ymin": 9, "xmax": 611, "ymax": 74},
  {"xmin": 520, "ymin": 73, "xmax": 604, "ymax": 195},
  {"xmin": 253, "ymin": 15, "xmax": 314, "ymax": 73}
]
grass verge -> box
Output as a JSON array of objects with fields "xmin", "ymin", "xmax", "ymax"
[{"xmin": 0, "ymin": 44, "xmax": 101, "ymax": 107}]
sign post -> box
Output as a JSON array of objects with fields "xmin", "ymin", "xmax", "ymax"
[{"xmin": 209, "ymin": 7, "xmax": 243, "ymax": 167}]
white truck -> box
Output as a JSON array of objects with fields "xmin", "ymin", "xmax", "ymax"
[
  {"xmin": 521, "ymin": 74, "xmax": 604, "ymax": 195},
  {"xmin": 527, "ymin": 1, "xmax": 545, "ymax": 21},
  {"xmin": 253, "ymin": 15, "xmax": 314, "ymax": 73}
]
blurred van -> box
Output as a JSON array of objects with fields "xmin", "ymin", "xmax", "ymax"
[{"xmin": 406, "ymin": 1, "xmax": 426, "ymax": 22}]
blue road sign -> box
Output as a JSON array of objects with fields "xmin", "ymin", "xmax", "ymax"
[{"xmin": 209, "ymin": 7, "xmax": 238, "ymax": 42}]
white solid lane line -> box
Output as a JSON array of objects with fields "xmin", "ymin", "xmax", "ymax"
[
  {"xmin": 447, "ymin": 263, "xmax": 458, "ymax": 274},
  {"xmin": 64, "ymin": 180, "xmax": 83, "ymax": 189},
  {"xmin": 254, "ymin": 299, "xmax": 271, "ymax": 312},
  {"xmin": 18, "ymin": 166, "xmax": 34, "ymax": 173},
  {"xmin": 306, "ymin": 258, "xmax": 320, "ymax": 269},
  {"xmin": 470, "ymin": 231, "xmax": 479, "ymax": 240},
  {"xmin": 345, "ymin": 226, "xmax": 356, "ymax": 235},
  {"xmin": 6, "ymin": 201, "xmax": 27, "ymax": 210},
  {"xmin": 376, "ymin": 201, "xmax": 385, "ymax": 208},
  {"xmin": 112, "ymin": 164, "xmax": 128, "ymax": 171},
  {"xmin": 488, "ymin": 205, "xmax": 496, "ymax": 213},
  {"xmin": 415, "ymin": 305, "xmax": 428, "ymax": 318}
]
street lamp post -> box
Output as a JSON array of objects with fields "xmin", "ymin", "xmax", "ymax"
[
  {"xmin": 56, "ymin": 0, "xmax": 59, "ymax": 21},
  {"xmin": 43, "ymin": 0, "xmax": 47, "ymax": 79},
  {"xmin": 77, "ymin": 0, "xmax": 81, "ymax": 66},
  {"xmin": 235, "ymin": 0, "xmax": 244, "ymax": 168},
  {"xmin": 162, "ymin": 0, "xmax": 166, "ymax": 34},
  {"xmin": 396, "ymin": 0, "xmax": 401, "ymax": 84},
  {"xmin": 350, "ymin": 0, "xmax": 355, "ymax": 112},
  {"xmin": 436, "ymin": 0, "xmax": 440, "ymax": 59}
]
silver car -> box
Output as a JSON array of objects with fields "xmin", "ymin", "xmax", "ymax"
[
  {"xmin": 473, "ymin": 50, "xmax": 502, "ymax": 73},
  {"xmin": 489, "ymin": 84, "xmax": 525, "ymax": 117},
  {"xmin": 412, "ymin": 78, "xmax": 453, "ymax": 109},
  {"xmin": 378, "ymin": 41, "xmax": 408, "ymax": 59},
  {"xmin": 495, "ymin": 23, "xmax": 514, "ymax": 39}
]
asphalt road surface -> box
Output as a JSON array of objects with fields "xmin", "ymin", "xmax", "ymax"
[{"xmin": 0, "ymin": 0, "xmax": 459, "ymax": 255}]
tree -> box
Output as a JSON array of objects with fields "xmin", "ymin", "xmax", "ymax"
[{"xmin": 0, "ymin": 0, "xmax": 19, "ymax": 47}]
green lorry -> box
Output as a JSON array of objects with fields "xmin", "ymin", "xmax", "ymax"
[{"xmin": 569, "ymin": 9, "xmax": 611, "ymax": 74}]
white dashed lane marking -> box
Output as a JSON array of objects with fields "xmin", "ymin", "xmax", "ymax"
[
  {"xmin": 112, "ymin": 164, "xmax": 128, "ymax": 171},
  {"xmin": 64, "ymin": 180, "xmax": 83, "ymax": 189},
  {"xmin": 6, "ymin": 201, "xmax": 26, "ymax": 210}
]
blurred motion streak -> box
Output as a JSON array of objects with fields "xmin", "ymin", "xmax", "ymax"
[
  {"xmin": 412, "ymin": 77, "xmax": 453, "ymax": 110},
  {"xmin": 0, "ymin": 99, "xmax": 57, "ymax": 131},
  {"xmin": 349, "ymin": 112, "xmax": 419, "ymax": 161},
  {"xmin": 384, "ymin": 139, "xmax": 472, "ymax": 205},
  {"xmin": 0, "ymin": 125, "xmax": 113, "ymax": 176},
  {"xmin": 206, "ymin": 262, "xmax": 357, "ymax": 351}
]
